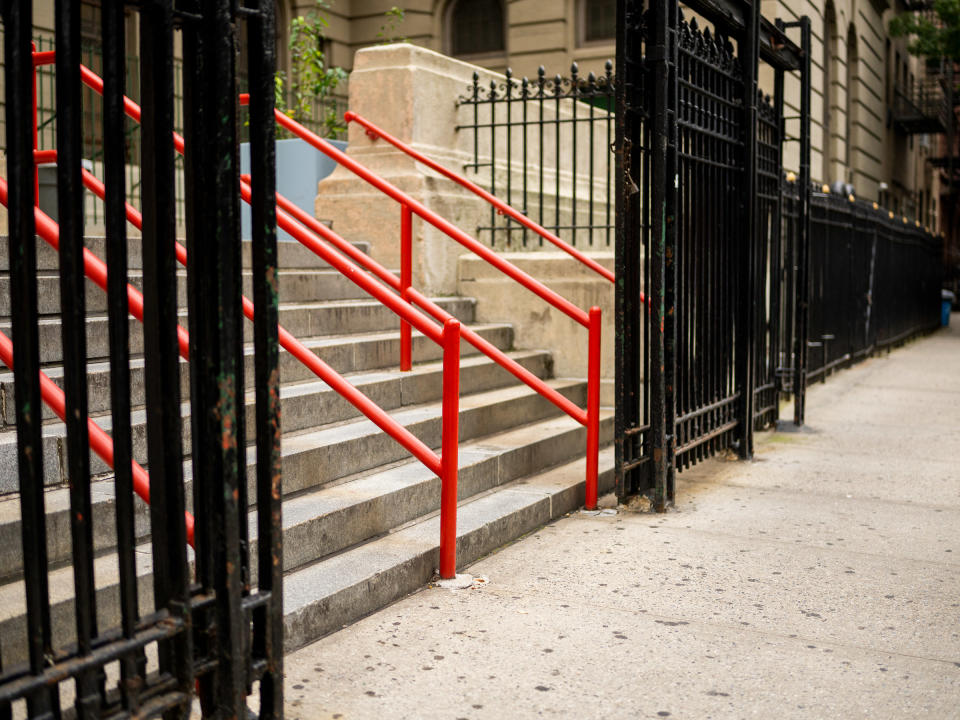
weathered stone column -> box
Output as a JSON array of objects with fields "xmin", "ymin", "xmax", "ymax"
[{"xmin": 315, "ymin": 44, "xmax": 493, "ymax": 295}]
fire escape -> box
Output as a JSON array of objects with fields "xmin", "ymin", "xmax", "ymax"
[{"xmin": 889, "ymin": 1, "xmax": 959, "ymax": 277}]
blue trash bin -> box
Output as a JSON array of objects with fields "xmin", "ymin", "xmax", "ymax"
[{"xmin": 942, "ymin": 290, "xmax": 956, "ymax": 327}]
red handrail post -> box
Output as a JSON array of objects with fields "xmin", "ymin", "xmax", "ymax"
[
  {"xmin": 400, "ymin": 204, "xmax": 413, "ymax": 371},
  {"xmin": 439, "ymin": 317, "xmax": 461, "ymax": 579},
  {"xmin": 585, "ymin": 306, "xmax": 602, "ymax": 510},
  {"xmin": 31, "ymin": 43, "xmax": 39, "ymax": 205}
]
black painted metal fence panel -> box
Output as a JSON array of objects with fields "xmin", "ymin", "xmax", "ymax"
[
  {"xmin": 804, "ymin": 194, "xmax": 943, "ymax": 383},
  {"xmin": 752, "ymin": 93, "xmax": 783, "ymax": 430},
  {"xmin": 0, "ymin": 1, "xmax": 283, "ymax": 717},
  {"xmin": 615, "ymin": 0, "xmax": 654, "ymax": 502},
  {"xmin": 458, "ymin": 62, "xmax": 616, "ymax": 248},
  {"xmin": 673, "ymin": 15, "xmax": 745, "ymax": 470},
  {"xmin": 617, "ymin": 0, "xmax": 808, "ymax": 507}
]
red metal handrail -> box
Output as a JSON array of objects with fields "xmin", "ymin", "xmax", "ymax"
[
  {"xmin": 0, "ymin": 191, "xmax": 196, "ymax": 548},
  {"xmin": 255, "ymin": 186, "xmax": 588, "ymax": 425},
  {"xmin": 0, "ymin": 331, "xmax": 195, "ymax": 546},
  {"xmin": 344, "ymin": 111, "xmax": 617, "ymax": 284},
  {"xmin": 0, "ymin": 331, "xmax": 196, "ymax": 546},
  {"xmin": 26, "ymin": 54, "xmax": 465, "ymax": 576},
  {"xmin": 237, "ymin": 95, "xmax": 603, "ymax": 509}
]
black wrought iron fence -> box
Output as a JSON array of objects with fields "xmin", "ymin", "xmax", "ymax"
[
  {"xmin": 752, "ymin": 93, "xmax": 784, "ymax": 431},
  {"xmin": 0, "ymin": 1, "xmax": 283, "ymax": 717},
  {"xmin": 617, "ymin": 0, "xmax": 809, "ymax": 508},
  {"xmin": 457, "ymin": 62, "xmax": 616, "ymax": 248},
  {"xmin": 802, "ymin": 193, "xmax": 943, "ymax": 383},
  {"xmin": 4, "ymin": 35, "xmax": 348, "ymax": 232},
  {"xmin": 673, "ymin": 16, "xmax": 745, "ymax": 472}
]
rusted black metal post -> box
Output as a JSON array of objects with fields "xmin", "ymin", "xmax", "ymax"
[
  {"xmin": 615, "ymin": 0, "xmax": 651, "ymax": 500},
  {"xmin": 645, "ymin": 0, "xmax": 678, "ymax": 509},
  {"xmin": 139, "ymin": 0, "xmax": 194, "ymax": 713},
  {"xmin": 101, "ymin": 0, "xmax": 147, "ymax": 707},
  {"xmin": 186, "ymin": 0, "xmax": 248, "ymax": 715},
  {"xmin": 55, "ymin": 0, "xmax": 103, "ymax": 713},
  {"xmin": 736, "ymin": 0, "xmax": 760, "ymax": 459},
  {"xmin": 247, "ymin": 0, "xmax": 285, "ymax": 716},
  {"xmin": 792, "ymin": 17, "xmax": 812, "ymax": 425}
]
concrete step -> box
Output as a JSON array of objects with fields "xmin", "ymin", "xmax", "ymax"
[
  {"xmin": 0, "ymin": 268, "xmax": 387, "ymax": 317},
  {"xmin": 0, "ymin": 427, "xmax": 614, "ymax": 668},
  {"xmin": 253, "ymin": 411, "xmax": 615, "ymax": 577},
  {"xmin": 0, "ymin": 236, "xmax": 368, "ymax": 273},
  {"xmin": 0, "ymin": 296, "xmax": 476, "ymax": 365},
  {"xmin": 0, "ymin": 370, "xmax": 577, "ymax": 574},
  {"xmin": 282, "ymin": 443, "xmax": 615, "ymax": 651},
  {"xmin": 0, "ymin": 322, "xmax": 515, "ymax": 423}
]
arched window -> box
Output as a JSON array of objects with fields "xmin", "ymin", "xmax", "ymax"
[
  {"xmin": 845, "ymin": 24, "xmax": 858, "ymax": 180},
  {"xmin": 447, "ymin": 0, "xmax": 505, "ymax": 57},
  {"xmin": 580, "ymin": 0, "xmax": 616, "ymax": 44}
]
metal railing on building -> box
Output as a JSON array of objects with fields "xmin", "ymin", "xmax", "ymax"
[{"xmin": 457, "ymin": 62, "xmax": 616, "ymax": 249}]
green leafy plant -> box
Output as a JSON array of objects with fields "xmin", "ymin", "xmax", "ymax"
[
  {"xmin": 274, "ymin": 0, "xmax": 348, "ymax": 137},
  {"xmin": 889, "ymin": 0, "xmax": 960, "ymax": 61},
  {"xmin": 376, "ymin": 6, "xmax": 407, "ymax": 44}
]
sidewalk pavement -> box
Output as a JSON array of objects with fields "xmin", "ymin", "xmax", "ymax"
[{"xmin": 281, "ymin": 320, "xmax": 960, "ymax": 719}]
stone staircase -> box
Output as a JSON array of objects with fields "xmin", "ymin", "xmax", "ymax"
[{"xmin": 0, "ymin": 234, "xmax": 614, "ymax": 667}]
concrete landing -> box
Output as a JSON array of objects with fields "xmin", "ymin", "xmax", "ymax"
[{"xmin": 277, "ymin": 321, "xmax": 960, "ymax": 719}]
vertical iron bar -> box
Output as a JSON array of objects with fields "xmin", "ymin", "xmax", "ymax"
[
  {"xmin": 793, "ymin": 17, "xmax": 812, "ymax": 425},
  {"xmin": 571, "ymin": 63, "xmax": 579, "ymax": 247},
  {"xmin": 522, "ymin": 76, "xmax": 529, "ymax": 247},
  {"xmin": 2, "ymin": 3, "xmax": 59, "ymax": 716},
  {"xmin": 102, "ymin": 0, "xmax": 146, "ymax": 708},
  {"xmin": 663, "ymin": 0, "xmax": 678, "ymax": 502},
  {"xmin": 588, "ymin": 72, "xmax": 596, "ymax": 247},
  {"xmin": 555, "ymin": 74, "xmax": 562, "ymax": 236},
  {"xmin": 615, "ymin": 0, "xmax": 642, "ymax": 499},
  {"xmin": 197, "ymin": 0, "xmax": 247, "ymax": 713},
  {"xmin": 138, "ymin": 0, "xmax": 193, "ymax": 710},
  {"xmin": 647, "ymin": 0, "xmax": 674, "ymax": 509},
  {"xmin": 55, "ymin": 2, "xmax": 102, "ymax": 713},
  {"xmin": 179, "ymin": 10, "xmax": 221, "ymax": 714},
  {"xmin": 490, "ymin": 80, "xmax": 497, "ymax": 245},
  {"xmin": 506, "ymin": 69, "xmax": 513, "ymax": 244},
  {"xmin": 538, "ymin": 67, "xmax": 545, "ymax": 237},
  {"xmin": 248, "ymin": 1, "xmax": 284, "ymax": 716},
  {"xmin": 472, "ymin": 73, "xmax": 479, "ymax": 171},
  {"xmin": 736, "ymin": 1, "xmax": 760, "ymax": 459},
  {"xmin": 606, "ymin": 61, "xmax": 614, "ymax": 246}
]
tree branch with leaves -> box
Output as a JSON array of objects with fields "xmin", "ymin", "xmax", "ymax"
[{"xmin": 889, "ymin": 0, "xmax": 960, "ymax": 62}]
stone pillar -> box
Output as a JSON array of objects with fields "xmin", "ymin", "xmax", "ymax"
[
  {"xmin": 315, "ymin": 44, "xmax": 495, "ymax": 294},
  {"xmin": 458, "ymin": 251, "xmax": 616, "ymax": 403}
]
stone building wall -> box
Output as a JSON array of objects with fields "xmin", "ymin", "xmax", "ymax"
[{"xmin": 762, "ymin": 0, "xmax": 940, "ymax": 227}]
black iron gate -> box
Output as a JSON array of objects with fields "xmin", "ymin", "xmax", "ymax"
[
  {"xmin": 615, "ymin": 0, "xmax": 807, "ymax": 508},
  {"xmin": 0, "ymin": 1, "xmax": 283, "ymax": 717}
]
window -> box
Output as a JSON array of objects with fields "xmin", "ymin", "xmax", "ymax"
[
  {"xmin": 80, "ymin": 0, "xmax": 102, "ymax": 50},
  {"xmin": 582, "ymin": 0, "xmax": 616, "ymax": 44},
  {"xmin": 447, "ymin": 0, "xmax": 505, "ymax": 57}
]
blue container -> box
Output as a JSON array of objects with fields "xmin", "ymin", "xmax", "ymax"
[
  {"xmin": 943, "ymin": 299, "xmax": 952, "ymax": 327},
  {"xmin": 240, "ymin": 137, "xmax": 347, "ymax": 241}
]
